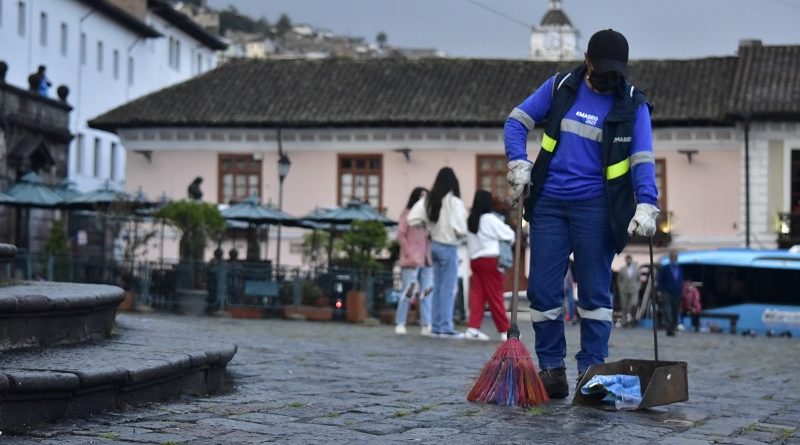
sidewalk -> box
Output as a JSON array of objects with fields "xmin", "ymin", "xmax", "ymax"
[{"xmin": 8, "ymin": 314, "xmax": 800, "ymax": 444}]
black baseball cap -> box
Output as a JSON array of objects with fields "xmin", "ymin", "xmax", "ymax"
[{"xmin": 587, "ymin": 29, "xmax": 629, "ymax": 75}]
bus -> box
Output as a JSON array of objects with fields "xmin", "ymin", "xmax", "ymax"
[{"xmin": 660, "ymin": 248, "xmax": 800, "ymax": 337}]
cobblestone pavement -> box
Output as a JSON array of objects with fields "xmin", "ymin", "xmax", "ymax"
[{"xmin": 7, "ymin": 313, "xmax": 800, "ymax": 444}]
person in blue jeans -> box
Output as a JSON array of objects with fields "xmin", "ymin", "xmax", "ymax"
[
  {"xmin": 408, "ymin": 167, "xmax": 468, "ymax": 339},
  {"xmin": 395, "ymin": 187, "xmax": 434, "ymax": 336},
  {"xmin": 504, "ymin": 29, "xmax": 660, "ymax": 398}
]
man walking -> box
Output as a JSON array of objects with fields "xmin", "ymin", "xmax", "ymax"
[
  {"xmin": 657, "ymin": 250, "xmax": 683, "ymax": 336},
  {"xmin": 616, "ymin": 255, "xmax": 640, "ymax": 327}
]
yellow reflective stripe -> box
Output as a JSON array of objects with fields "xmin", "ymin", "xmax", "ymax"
[
  {"xmin": 606, "ymin": 158, "xmax": 630, "ymax": 180},
  {"xmin": 541, "ymin": 133, "xmax": 557, "ymax": 152}
]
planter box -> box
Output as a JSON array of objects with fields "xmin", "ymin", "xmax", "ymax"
[
  {"xmin": 346, "ymin": 290, "xmax": 367, "ymax": 323},
  {"xmin": 378, "ymin": 308, "xmax": 396, "ymax": 325},
  {"xmin": 227, "ymin": 306, "xmax": 264, "ymax": 319},
  {"xmin": 118, "ymin": 290, "xmax": 136, "ymax": 312},
  {"xmin": 284, "ymin": 305, "xmax": 334, "ymax": 321},
  {"xmin": 175, "ymin": 289, "xmax": 209, "ymax": 315}
]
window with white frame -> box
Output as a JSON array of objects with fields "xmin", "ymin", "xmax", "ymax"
[
  {"xmin": 338, "ymin": 154, "xmax": 382, "ymax": 208},
  {"xmin": 109, "ymin": 143, "xmax": 118, "ymax": 180},
  {"xmin": 80, "ymin": 32, "xmax": 86, "ymax": 64},
  {"xmin": 60, "ymin": 23, "xmax": 67, "ymax": 56},
  {"xmin": 175, "ymin": 39, "xmax": 181, "ymax": 70},
  {"xmin": 96, "ymin": 41, "xmax": 103, "ymax": 72},
  {"xmin": 113, "ymin": 49, "xmax": 119, "ymax": 79},
  {"xmin": 75, "ymin": 133, "xmax": 84, "ymax": 175},
  {"xmin": 17, "ymin": 1, "xmax": 25, "ymax": 37},
  {"xmin": 93, "ymin": 137, "xmax": 102, "ymax": 177},
  {"xmin": 39, "ymin": 11, "xmax": 46, "ymax": 46},
  {"xmin": 168, "ymin": 36, "xmax": 174, "ymax": 67},
  {"xmin": 197, "ymin": 52, "xmax": 202, "ymax": 73},
  {"xmin": 127, "ymin": 56, "xmax": 134, "ymax": 86}
]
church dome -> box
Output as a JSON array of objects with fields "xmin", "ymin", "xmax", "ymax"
[{"xmin": 540, "ymin": 1, "xmax": 572, "ymax": 27}]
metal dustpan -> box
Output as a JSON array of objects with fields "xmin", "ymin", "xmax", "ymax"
[{"xmin": 572, "ymin": 239, "xmax": 688, "ymax": 410}]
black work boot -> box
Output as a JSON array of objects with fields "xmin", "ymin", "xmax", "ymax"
[{"xmin": 539, "ymin": 368, "xmax": 569, "ymax": 399}]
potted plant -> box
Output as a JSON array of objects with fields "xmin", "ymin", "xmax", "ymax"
[
  {"xmin": 341, "ymin": 220, "xmax": 387, "ymax": 323},
  {"xmin": 283, "ymin": 279, "xmax": 333, "ymax": 321},
  {"xmin": 155, "ymin": 200, "xmax": 225, "ymax": 315}
]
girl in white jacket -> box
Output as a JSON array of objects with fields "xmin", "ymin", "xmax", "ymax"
[
  {"xmin": 408, "ymin": 167, "xmax": 467, "ymax": 339},
  {"xmin": 465, "ymin": 190, "xmax": 514, "ymax": 341}
]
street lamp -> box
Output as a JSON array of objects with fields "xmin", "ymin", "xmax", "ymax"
[{"xmin": 275, "ymin": 152, "xmax": 291, "ymax": 277}]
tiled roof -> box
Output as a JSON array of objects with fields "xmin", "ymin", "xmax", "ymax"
[
  {"xmin": 89, "ymin": 49, "xmax": 796, "ymax": 132},
  {"xmin": 729, "ymin": 44, "xmax": 800, "ymax": 119},
  {"xmin": 628, "ymin": 57, "xmax": 738, "ymax": 125}
]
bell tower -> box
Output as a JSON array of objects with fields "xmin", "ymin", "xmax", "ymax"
[{"xmin": 529, "ymin": 0, "xmax": 579, "ymax": 61}]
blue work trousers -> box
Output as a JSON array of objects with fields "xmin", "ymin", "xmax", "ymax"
[{"xmin": 528, "ymin": 196, "xmax": 616, "ymax": 373}]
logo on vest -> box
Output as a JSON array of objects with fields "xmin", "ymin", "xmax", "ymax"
[
  {"xmin": 575, "ymin": 111, "xmax": 599, "ymax": 126},
  {"xmin": 613, "ymin": 136, "xmax": 632, "ymax": 143}
]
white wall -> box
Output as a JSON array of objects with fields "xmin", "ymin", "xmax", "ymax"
[{"xmin": 0, "ymin": 0, "xmax": 218, "ymax": 192}]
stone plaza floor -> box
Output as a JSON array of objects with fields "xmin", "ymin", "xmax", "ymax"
[{"xmin": 7, "ymin": 313, "xmax": 800, "ymax": 444}]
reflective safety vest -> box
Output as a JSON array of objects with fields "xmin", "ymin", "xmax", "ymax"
[{"xmin": 525, "ymin": 64, "xmax": 652, "ymax": 253}]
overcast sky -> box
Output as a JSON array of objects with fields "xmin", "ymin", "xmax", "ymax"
[{"xmin": 206, "ymin": 0, "xmax": 800, "ymax": 60}]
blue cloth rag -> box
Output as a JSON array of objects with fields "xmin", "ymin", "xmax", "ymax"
[{"xmin": 580, "ymin": 374, "xmax": 642, "ymax": 410}]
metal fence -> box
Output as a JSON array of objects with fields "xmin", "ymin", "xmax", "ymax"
[{"xmin": 9, "ymin": 251, "xmax": 399, "ymax": 319}]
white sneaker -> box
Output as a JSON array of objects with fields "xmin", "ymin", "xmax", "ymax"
[
  {"xmin": 438, "ymin": 331, "xmax": 465, "ymax": 339},
  {"xmin": 499, "ymin": 332, "xmax": 508, "ymax": 341},
  {"xmin": 465, "ymin": 328, "xmax": 490, "ymax": 341},
  {"xmin": 394, "ymin": 324, "xmax": 406, "ymax": 335},
  {"xmin": 420, "ymin": 325, "xmax": 433, "ymax": 336}
]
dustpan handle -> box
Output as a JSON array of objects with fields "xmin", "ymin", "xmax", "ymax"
[
  {"xmin": 648, "ymin": 237, "xmax": 659, "ymax": 363},
  {"xmin": 507, "ymin": 192, "xmax": 526, "ymax": 339}
]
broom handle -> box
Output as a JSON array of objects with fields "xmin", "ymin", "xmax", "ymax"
[
  {"xmin": 648, "ymin": 237, "xmax": 659, "ymax": 363},
  {"xmin": 508, "ymin": 193, "xmax": 525, "ymax": 339}
]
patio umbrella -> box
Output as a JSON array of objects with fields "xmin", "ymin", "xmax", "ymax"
[
  {"xmin": 3, "ymin": 172, "xmax": 64, "ymax": 208},
  {"xmin": 221, "ymin": 195, "xmax": 300, "ymax": 262},
  {"xmin": 303, "ymin": 200, "xmax": 396, "ymax": 227},
  {"xmin": 52, "ymin": 179, "xmax": 82, "ymax": 202},
  {"xmin": 2, "ymin": 172, "xmax": 64, "ymax": 249},
  {"xmin": 221, "ymin": 195, "xmax": 299, "ymax": 226},
  {"xmin": 66, "ymin": 182, "xmax": 150, "ymax": 211},
  {"xmin": 0, "ymin": 191, "xmax": 17, "ymax": 205},
  {"xmin": 66, "ymin": 183, "xmax": 153, "ymax": 264},
  {"xmin": 301, "ymin": 200, "xmax": 397, "ymax": 265}
]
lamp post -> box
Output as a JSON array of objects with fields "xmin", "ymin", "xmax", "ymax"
[{"xmin": 275, "ymin": 151, "xmax": 291, "ymax": 277}]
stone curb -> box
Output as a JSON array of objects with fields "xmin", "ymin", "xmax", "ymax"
[{"xmin": 0, "ymin": 328, "xmax": 237, "ymax": 432}]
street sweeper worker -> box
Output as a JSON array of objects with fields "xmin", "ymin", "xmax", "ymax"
[{"xmin": 503, "ymin": 29, "xmax": 659, "ymax": 399}]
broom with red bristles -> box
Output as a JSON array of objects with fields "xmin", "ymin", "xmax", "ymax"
[{"xmin": 467, "ymin": 193, "xmax": 549, "ymax": 407}]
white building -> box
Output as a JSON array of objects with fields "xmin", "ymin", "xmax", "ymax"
[
  {"xmin": 0, "ymin": 0, "xmax": 225, "ymax": 192},
  {"xmin": 529, "ymin": 0, "xmax": 579, "ymax": 61}
]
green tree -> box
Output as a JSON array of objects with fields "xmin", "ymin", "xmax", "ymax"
[
  {"xmin": 342, "ymin": 220, "xmax": 387, "ymax": 278},
  {"xmin": 376, "ymin": 31, "xmax": 387, "ymax": 48},
  {"xmin": 275, "ymin": 13, "xmax": 292, "ymax": 37},
  {"xmin": 155, "ymin": 200, "xmax": 225, "ymax": 289},
  {"xmin": 46, "ymin": 219, "xmax": 70, "ymax": 281},
  {"xmin": 155, "ymin": 200, "xmax": 225, "ymax": 263},
  {"xmin": 301, "ymin": 231, "xmax": 329, "ymax": 269}
]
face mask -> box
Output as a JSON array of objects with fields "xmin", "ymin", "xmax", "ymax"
[{"xmin": 588, "ymin": 70, "xmax": 621, "ymax": 93}]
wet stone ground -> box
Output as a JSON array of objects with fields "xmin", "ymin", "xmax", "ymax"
[{"xmin": 6, "ymin": 313, "xmax": 800, "ymax": 444}]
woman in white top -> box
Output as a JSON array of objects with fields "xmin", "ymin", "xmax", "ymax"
[
  {"xmin": 465, "ymin": 190, "xmax": 515, "ymax": 341},
  {"xmin": 408, "ymin": 167, "xmax": 467, "ymax": 338}
]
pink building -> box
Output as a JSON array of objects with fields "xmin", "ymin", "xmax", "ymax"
[{"xmin": 90, "ymin": 42, "xmax": 800, "ymax": 274}]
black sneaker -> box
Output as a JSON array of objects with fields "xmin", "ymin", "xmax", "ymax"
[{"xmin": 539, "ymin": 368, "xmax": 569, "ymax": 399}]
